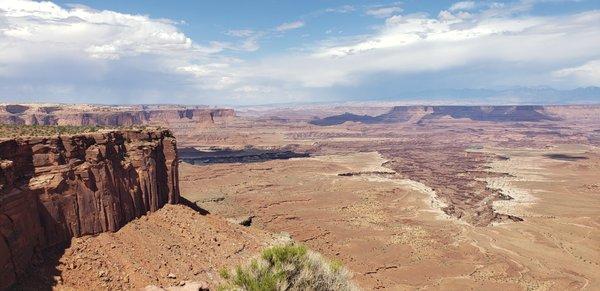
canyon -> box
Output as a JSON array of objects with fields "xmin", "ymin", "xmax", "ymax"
[
  {"xmin": 1, "ymin": 103, "xmax": 599, "ymax": 290},
  {"xmin": 178, "ymin": 104, "xmax": 600, "ymax": 289}
]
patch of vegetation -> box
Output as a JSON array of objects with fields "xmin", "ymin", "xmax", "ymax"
[
  {"xmin": 0, "ymin": 124, "xmax": 103, "ymax": 138},
  {"xmin": 218, "ymin": 243, "xmax": 358, "ymax": 291},
  {"xmin": 0, "ymin": 124, "xmax": 168, "ymax": 139}
]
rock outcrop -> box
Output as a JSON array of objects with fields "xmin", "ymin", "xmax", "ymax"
[{"xmin": 0, "ymin": 129, "xmax": 180, "ymax": 289}]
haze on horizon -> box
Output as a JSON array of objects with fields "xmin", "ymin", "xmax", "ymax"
[{"xmin": 0, "ymin": 0, "xmax": 599, "ymax": 106}]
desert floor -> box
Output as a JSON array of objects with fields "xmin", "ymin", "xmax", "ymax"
[{"xmin": 180, "ymin": 120, "xmax": 600, "ymax": 290}]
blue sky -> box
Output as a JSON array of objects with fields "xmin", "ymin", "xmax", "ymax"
[{"xmin": 0, "ymin": 0, "xmax": 599, "ymax": 105}]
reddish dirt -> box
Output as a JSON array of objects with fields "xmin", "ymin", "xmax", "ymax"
[{"xmin": 19, "ymin": 204, "xmax": 274, "ymax": 290}]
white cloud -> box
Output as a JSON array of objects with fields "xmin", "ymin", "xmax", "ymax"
[
  {"xmin": 275, "ymin": 20, "xmax": 305, "ymax": 32},
  {"xmin": 325, "ymin": 5, "xmax": 356, "ymax": 13},
  {"xmin": 176, "ymin": 63, "xmax": 229, "ymax": 77},
  {"xmin": 0, "ymin": 0, "xmax": 201, "ymax": 61},
  {"xmin": 241, "ymin": 6, "xmax": 600, "ymax": 88},
  {"xmin": 449, "ymin": 1, "xmax": 477, "ymax": 12},
  {"xmin": 234, "ymin": 85, "xmax": 274, "ymax": 93},
  {"xmin": 0, "ymin": 0, "xmax": 598, "ymax": 105},
  {"xmin": 0, "ymin": 0, "xmax": 256, "ymax": 104},
  {"xmin": 222, "ymin": 29, "xmax": 264, "ymax": 51},
  {"xmin": 553, "ymin": 60, "xmax": 600, "ymax": 86},
  {"xmin": 365, "ymin": 6, "xmax": 403, "ymax": 18},
  {"xmin": 316, "ymin": 13, "xmax": 546, "ymax": 58},
  {"xmin": 226, "ymin": 29, "xmax": 255, "ymax": 37},
  {"xmin": 438, "ymin": 10, "xmax": 473, "ymax": 21}
]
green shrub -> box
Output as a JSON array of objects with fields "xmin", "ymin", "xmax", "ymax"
[{"xmin": 218, "ymin": 243, "xmax": 358, "ymax": 291}]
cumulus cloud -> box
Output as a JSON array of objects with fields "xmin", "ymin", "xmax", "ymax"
[
  {"xmin": 239, "ymin": 4, "xmax": 600, "ymax": 89},
  {"xmin": 275, "ymin": 20, "xmax": 305, "ymax": 32},
  {"xmin": 0, "ymin": 0, "xmax": 244, "ymax": 102},
  {"xmin": 0, "ymin": 0, "xmax": 204, "ymax": 60}
]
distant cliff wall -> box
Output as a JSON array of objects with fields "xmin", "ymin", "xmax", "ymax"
[
  {"xmin": 0, "ymin": 105, "xmax": 235, "ymax": 128},
  {"xmin": 309, "ymin": 105, "xmax": 571, "ymax": 126},
  {"xmin": 421, "ymin": 105, "xmax": 560, "ymax": 122},
  {"xmin": 0, "ymin": 129, "xmax": 180, "ymax": 289}
]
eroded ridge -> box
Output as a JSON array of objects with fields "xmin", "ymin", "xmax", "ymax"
[{"xmin": 380, "ymin": 145, "xmax": 522, "ymax": 226}]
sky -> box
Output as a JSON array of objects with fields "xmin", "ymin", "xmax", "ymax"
[{"xmin": 0, "ymin": 0, "xmax": 599, "ymax": 105}]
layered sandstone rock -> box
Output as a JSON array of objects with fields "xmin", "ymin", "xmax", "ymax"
[
  {"xmin": 309, "ymin": 105, "xmax": 573, "ymax": 125},
  {"xmin": 0, "ymin": 104, "xmax": 235, "ymax": 128},
  {"xmin": 0, "ymin": 129, "xmax": 180, "ymax": 289}
]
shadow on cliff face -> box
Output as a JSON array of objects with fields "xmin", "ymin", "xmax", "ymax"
[
  {"xmin": 12, "ymin": 199, "xmax": 210, "ymax": 290},
  {"xmin": 11, "ymin": 243, "xmax": 69, "ymax": 291},
  {"xmin": 178, "ymin": 146, "xmax": 310, "ymax": 165},
  {"xmin": 10, "ymin": 200, "xmax": 74, "ymax": 290}
]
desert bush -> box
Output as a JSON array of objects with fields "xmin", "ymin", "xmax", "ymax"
[{"xmin": 218, "ymin": 243, "xmax": 358, "ymax": 291}]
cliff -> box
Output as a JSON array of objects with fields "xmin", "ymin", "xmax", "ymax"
[
  {"xmin": 0, "ymin": 104, "xmax": 235, "ymax": 128},
  {"xmin": 417, "ymin": 105, "xmax": 560, "ymax": 122},
  {"xmin": 309, "ymin": 105, "xmax": 568, "ymax": 125},
  {"xmin": 0, "ymin": 129, "xmax": 180, "ymax": 289}
]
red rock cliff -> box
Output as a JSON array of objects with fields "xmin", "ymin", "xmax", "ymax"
[
  {"xmin": 0, "ymin": 105, "xmax": 236, "ymax": 128},
  {"xmin": 0, "ymin": 129, "xmax": 180, "ymax": 289}
]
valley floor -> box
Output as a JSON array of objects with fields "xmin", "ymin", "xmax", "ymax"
[
  {"xmin": 180, "ymin": 147, "xmax": 600, "ymax": 290},
  {"xmin": 178, "ymin": 119, "xmax": 600, "ymax": 290}
]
